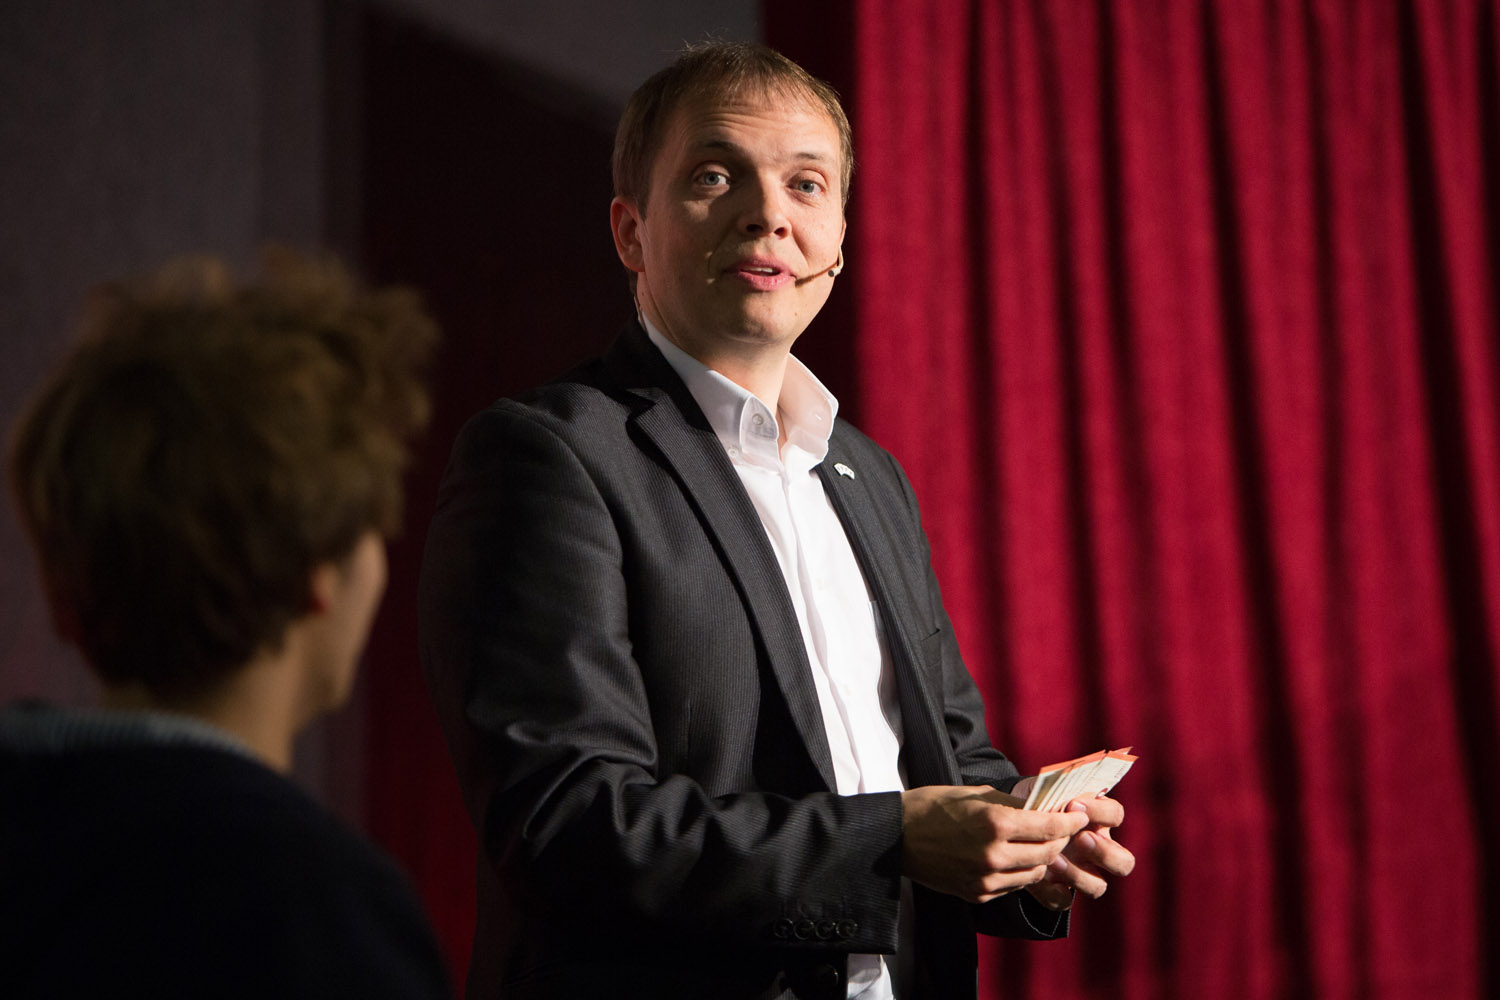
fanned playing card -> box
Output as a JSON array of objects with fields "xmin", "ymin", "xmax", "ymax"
[{"xmin": 1022, "ymin": 747, "xmax": 1137, "ymax": 811}]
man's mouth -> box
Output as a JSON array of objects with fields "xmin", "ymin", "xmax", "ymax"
[{"xmin": 727, "ymin": 257, "xmax": 793, "ymax": 289}]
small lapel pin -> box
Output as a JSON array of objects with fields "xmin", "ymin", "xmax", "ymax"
[{"xmin": 834, "ymin": 462, "xmax": 856, "ymax": 480}]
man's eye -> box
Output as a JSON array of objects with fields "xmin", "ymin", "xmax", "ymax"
[
  {"xmin": 794, "ymin": 179, "xmax": 822, "ymax": 195},
  {"xmin": 699, "ymin": 171, "xmax": 728, "ymax": 187}
]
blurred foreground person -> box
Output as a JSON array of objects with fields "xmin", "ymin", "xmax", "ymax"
[{"xmin": 1, "ymin": 250, "xmax": 451, "ymax": 999}]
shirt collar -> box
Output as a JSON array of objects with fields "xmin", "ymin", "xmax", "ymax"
[
  {"xmin": 0, "ymin": 700, "xmax": 256, "ymax": 760},
  {"xmin": 641, "ymin": 316, "xmax": 839, "ymax": 467}
]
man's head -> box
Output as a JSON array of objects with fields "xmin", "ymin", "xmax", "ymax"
[
  {"xmin": 8, "ymin": 249, "xmax": 436, "ymax": 706},
  {"xmin": 610, "ymin": 43, "xmax": 851, "ymax": 365},
  {"xmin": 612, "ymin": 42, "xmax": 854, "ymax": 214}
]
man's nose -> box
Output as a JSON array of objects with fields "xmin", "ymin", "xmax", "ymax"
[{"xmin": 738, "ymin": 178, "xmax": 790, "ymax": 238}]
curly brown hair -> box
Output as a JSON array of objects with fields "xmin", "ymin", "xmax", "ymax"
[{"xmin": 8, "ymin": 247, "xmax": 437, "ymax": 699}]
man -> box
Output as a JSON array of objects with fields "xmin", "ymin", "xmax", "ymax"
[
  {"xmin": 419, "ymin": 43, "xmax": 1132, "ymax": 1000},
  {"xmin": 1, "ymin": 250, "xmax": 450, "ymax": 998}
]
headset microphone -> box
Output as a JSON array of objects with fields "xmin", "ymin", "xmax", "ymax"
[{"xmin": 794, "ymin": 248, "xmax": 845, "ymax": 285}]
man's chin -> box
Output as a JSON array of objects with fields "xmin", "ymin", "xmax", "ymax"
[{"xmin": 716, "ymin": 304, "xmax": 812, "ymax": 348}]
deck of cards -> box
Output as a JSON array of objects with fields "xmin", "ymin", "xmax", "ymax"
[{"xmin": 1021, "ymin": 747, "xmax": 1137, "ymax": 812}]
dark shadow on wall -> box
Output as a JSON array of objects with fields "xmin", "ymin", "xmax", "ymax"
[{"xmin": 344, "ymin": 5, "xmax": 631, "ymax": 984}]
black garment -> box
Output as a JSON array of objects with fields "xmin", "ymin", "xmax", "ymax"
[
  {"xmin": 419, "ymin": 322, "xmax": 1065, "ymax": 1000},
  {"xmin": 0, "ymin": 704, "xmax": 451, "ymax": 1000}
]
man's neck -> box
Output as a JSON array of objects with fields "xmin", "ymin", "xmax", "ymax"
[
  {"xmin": 638, "ymin": 307, "xmax": 793, "ymax": 413},
  {"xmin": 698, "ymin": 350, "xmax": 790, "ymax": 415}
]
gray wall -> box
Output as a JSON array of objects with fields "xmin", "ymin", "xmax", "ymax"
[{"xmin": 375, "ymin": 0, "xmax": 759, "ymax": 106}]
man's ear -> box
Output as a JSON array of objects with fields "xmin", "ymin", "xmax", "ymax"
[{"xmin": 610, "ymin": 197, "xmax": 646, "ymax": 273}]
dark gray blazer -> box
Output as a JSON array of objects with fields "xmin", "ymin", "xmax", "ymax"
[{"xmin": 418, "ymin": 321, "xmax": 1065, "ymax": 1000}]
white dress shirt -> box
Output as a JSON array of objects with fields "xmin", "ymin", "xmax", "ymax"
[{"xmin": 645, "ymin": 321, "xmax": 908, "ymax": 999}]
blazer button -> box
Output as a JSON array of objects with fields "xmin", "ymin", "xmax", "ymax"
[
  {"xmin": 813, "ymin": 964, "xmax": 841, "ymax": 988},
  {"xmin": 771, "ymin": 918, "xmax": 793, "ymax": 940},
  {"xmin": 815, "ymin": 919, "xmax": 836, "ymax": 940},
  {"xmin": 835, "ymin": 919, "xmax": 858, "ymax": 940},
  {"xmin": 793, "ymin": 919, "xmax": 816, "ymax": 941}
]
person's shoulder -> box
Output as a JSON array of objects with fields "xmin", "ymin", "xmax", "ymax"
[
  {"xmin": 1, "ymin": 743, "xmax": 450, "ymax": 999},
  {"xmin": 12, "ymin": 740, "xmax": 406, "ymax": 897},
  {"xmin": 451, "ymin": 379, "xmax": 634, "ymax": 468},
  {"xmin": 829, "ymin": 416, "xmax": 884, "ymax": 454},
  {"xmin": 48, "ymin": 742, "xmax": 373, "ymax": 869},
  {"xmin": 829, "ymin": 418, "xmax": 908, "ymax": 479},
  {"xmin": 170, "ymin": 749, "xmax": 411, "ymax": 892},
  {"xmin": 169, "ymin": 752, "xmax": 451, "ymax": 995},
  {"xmin": 497, "ymin": 318, "xmax": 676, "ymax": 423},
  {"xmin": 508, "ymin": 357, "xmax": 634, "ymax": 423},
  {"xmin": 455, "ymin": 332, "xmax": 674, "ymax": 455}
]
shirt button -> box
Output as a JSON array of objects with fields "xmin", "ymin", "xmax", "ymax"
[{"xmin": 752, "ymin": 413, "xmax": 765, "ymax": 425}]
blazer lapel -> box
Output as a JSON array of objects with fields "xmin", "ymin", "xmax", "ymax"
[
  {"xmin": 603, "ymin": 325, "xmax": 839, "ymax": 791},
  {"xmin": 817, "ymin": 438, "xmax": 959, "ymax": 788}
]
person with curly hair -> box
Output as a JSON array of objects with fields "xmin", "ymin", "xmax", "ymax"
[{"xmin": 2, "ymin": 249, "xmax": 450, "ymax": 999}]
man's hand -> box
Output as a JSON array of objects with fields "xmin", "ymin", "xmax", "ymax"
[
  {"xmin": 900, "ymin": 786, "xmax": 1089, "ymax": 903},
  {"xmin": 1027, "ymin": 795, "xmax": 1136, "ymax": 910}
]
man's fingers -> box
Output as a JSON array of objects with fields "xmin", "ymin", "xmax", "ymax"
[
  {"xmin": 968, "ymin": 864, "xmax": 1050, "ymax": 904},
  {"xmin": 901, "ymin": 785, "xmax": 1099, "ymax": 903},
  {"xmin": 1067, "ymin": 794, "xmax": 1125, "ymax": 829},
  {"xmin": 1064, "ymin": 829, "xmax": 1137, "ymax": 879},
  {"xmin": 1046, "ymin": 855, "xmax": 1109, "ymax": 899},
  {"xmin": 981, "ymin": 836, "xmax": 1069, "ymax": 874},
  {"xmin": 991, "ymin": 802, "xmax": 1089, "ymax": 842}
]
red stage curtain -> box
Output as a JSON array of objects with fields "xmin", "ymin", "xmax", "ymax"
[{"xmin": 770, "ymin": 1, "xmax": 1497, "ymax": 997}]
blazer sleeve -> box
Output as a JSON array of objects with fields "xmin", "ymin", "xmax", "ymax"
[{"xmin": 418, "ymin": 401, "xmax": 906, "ymax": 954}]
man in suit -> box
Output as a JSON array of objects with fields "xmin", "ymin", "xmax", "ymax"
[{"xmin": 419, "ymin": 42, "xmax": 1133, "ymax": 1000}]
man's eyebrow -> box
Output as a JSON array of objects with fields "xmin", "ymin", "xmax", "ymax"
[{"xmin": 693, "ymin": 137, "xmax": 835, "ymax": 165}]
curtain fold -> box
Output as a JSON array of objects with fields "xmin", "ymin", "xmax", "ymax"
[{"xmin": 771, "ymin": 1, "xmax": 1499, "ymax": 996}]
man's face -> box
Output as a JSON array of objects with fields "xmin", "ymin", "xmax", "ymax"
[{"xmin": 611, "ymin": 90, "xmax": 846, "ymax": 364}]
